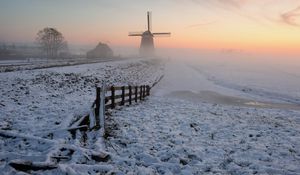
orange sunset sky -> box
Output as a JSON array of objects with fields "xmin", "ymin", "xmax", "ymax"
[{"xmin": 1, "ymin": 0, "xmax": 300, "ymax": 55}]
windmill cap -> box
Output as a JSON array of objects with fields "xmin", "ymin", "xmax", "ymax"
[{"xmin": 142, "ymin": 31, "xmax": 153, "ymax": 36}]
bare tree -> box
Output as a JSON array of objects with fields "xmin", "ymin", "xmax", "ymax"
[{"xmin": 36, "ymin": 27, "xmax": 68, "ymax": 59}]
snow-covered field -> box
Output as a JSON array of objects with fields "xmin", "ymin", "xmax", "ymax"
[
  {"xmin": 106, "ymin": 97, "xmax": 300, "ymax": 174},
  {"xmin": 0, "ymin": 58, "xmax": 119, "ymax": 73},
  {"xmin": 0, "ymin": 58, "xmax": 163, "ymax": 174},
  {"xmin": 0, "ymin": 57, "xmax": 300, "ymax": 174},
  {"xmin": 104, "ymin": 59, "xmax": 300, "ymax": 174}
]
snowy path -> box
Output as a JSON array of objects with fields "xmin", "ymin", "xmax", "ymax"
[{"xmin": 105, "ymin": 60, "xmax": 300, "ymax": 174}]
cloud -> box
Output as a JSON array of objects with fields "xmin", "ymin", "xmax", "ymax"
[
  {"xmin": 185, "ymin": 21, "xmax": 216, "ymax": 28},
  {"xmin": 189, "ymin": 0, "xmax": 249, "ymax": 9},
  {"xmin": 216, "ymin": 0, "xmax": 248, "ymax": 8},
  {"xmin": 280, "ymin": 6, "xmax": 300, "ymax": 26}
]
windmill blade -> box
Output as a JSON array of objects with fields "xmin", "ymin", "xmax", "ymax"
[
  {"xmin": 153, "ymin": 32, "xmax": 171, "ymax": 37},
  {"xmin": 128, "ymin": 32, "xmax": 143, "ymax": 36},
  {"xmin": 147, "ymin": 11, "xmax": 152, "ymax": 31}
]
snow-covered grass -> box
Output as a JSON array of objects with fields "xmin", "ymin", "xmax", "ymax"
[
  {"xmin": 0, "ymin": 58, "xmax": 119, "ymax": 72},
  {"xmin": 105, "ymin": 97, "xmax": 300, "ymax": 174},
  {"xmin": 1, "ymin": 57, "xmax": 299, "ymax": 174},
  {"xmin": 0, "ymin": 59, "xmax": 163, "ymax": 133},
  {"xmin": 0, "ymin": 58, "xmax": 163, "ymax": 174}
]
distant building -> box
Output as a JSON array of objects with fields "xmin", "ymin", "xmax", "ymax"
[{"xmin": 86, "ymin": 42, "xmax": 113, "ymax": 59}]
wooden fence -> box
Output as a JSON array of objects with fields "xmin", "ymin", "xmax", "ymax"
[
  {"xmin": 80, "ymin": 85, "xmax": 151, "ymax": 135},
  {"xmin": 101, "ymin": 85, "xmax": 150, "ymax": 109},
  {"xmin": 72, "ymin": 75, "xmax": 164, "ymax": 136}
]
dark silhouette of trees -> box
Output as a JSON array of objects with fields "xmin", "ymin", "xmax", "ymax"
[{"xmin": 36, "ymin": 27, "xmax": 68, "ymax": 59}]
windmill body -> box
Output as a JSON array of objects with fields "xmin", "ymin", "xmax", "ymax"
[
  {"xmin": 140, "ymin": 31, "xmax": 154, "ymax": 57},
  {"xmin": 129, "ymin": 12, "xmax": 170, "ymax": 57}
]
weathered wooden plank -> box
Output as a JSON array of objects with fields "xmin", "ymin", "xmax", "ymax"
[
  {"xmin": 50, "ymin": 156, "xmax": 70, "ymax": 160},
  {"xmin": 146, "ymin": 85, "xmax": 150, "ymax": 96},
  {"xmin": 95, "ymin": 87, "xmax": 101, "ymax": 126},
  {"xmin": 105, "ymin": 103, "xmax": 112, "ymax": 109},
  {"xmin": 121, "ymin": 86, "xmax": 125, "ymax": 105},
  {"xmin": 135, "ymin": 86, "xmax": 138, "ymax": 102},
  {"xmin": 107, "ymin": 95, "xmax": 131, "ymax": 103},
  {"xmin": 129, "ymin": 86, "xmax": 132, "ymax": 105},
  {"xmin": 124, "ymin": 93, "xmax": 131, "ymax": 97},
  {"xmin": 78, "ymin": 115, "xmax": 90, "ymax": 127},
  {"xmin": 100, "ymin": 84, "xmax": 106, "ymax": 131},
  {"xmin": 91, "ymin": 151, "xmax": 110, "ymax": 162},
  {"xmin": 114, "ymin": 94, "xmax": 123, "ymax": 100},
  {"xmin": 105, "ymin": 101, "xmax": 123, "ymax": 108},
  {"xmin": 105, "ymin": 96, "xmax": 110, "ymax": 103},
  {"xmin": 71, "ymin": 115, "xmax": 89, "ymax": 128},
  {"xmin": 140, "ymin": 86, "xmax": 142, "ymax": 100},
  {"xmin": 124, "ymin": 99, "xmax": 131, "ymax": 104},
  {"xmin": 67, "ymin": 125, "xmax": 88, "ymax": 132},
  {"xmin": 116, "ymin": 101, "xmax": 122, "ymax": 106},
  {"xmin": 89, "ymin": 107, "xmax": 96, "ymax": 129},
  {"xmin": 143, "ymin": 85, "xmax": 146, "ymax": 98},
  {"xmin": 113, "ymin": 86, "xmax": 123, "ymax": 91},
  {"xmin": 9, "ymin": 160, "xmax": 57, "ymax": 172},
  {"xmin": 111, "ymin": 86, "xmax": 115, "ymax": 109}
]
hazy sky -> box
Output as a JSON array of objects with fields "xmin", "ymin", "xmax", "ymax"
[{"xmin": 1, "ymin": 0, "xmax": 300, "ymax": 55}]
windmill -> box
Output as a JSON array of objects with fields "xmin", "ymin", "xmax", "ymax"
[{"xmin": 129, "ymin": 12, "xmax": 171, "ymax": 57}]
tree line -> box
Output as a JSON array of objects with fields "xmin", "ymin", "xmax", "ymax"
[{"xmin": 2, "ymin": 27, "xmax": 114, "ymax": 59}]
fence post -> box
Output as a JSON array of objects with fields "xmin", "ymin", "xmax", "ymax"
[
  {"xmin": 111, "ymin": 86, "xmax": 115, "ymax": 109},
  {"xmin": 95, "ymin": 87, "xmax": 101, "ymax": 128},
  {"xmin": 140, "ymin": 86, "xmax": 143, "ymax": 100},
  {"xmin": 129, "ymin": 86, "xmax": 132, "ymax": 105},
  {"xmin": 146, "ymin": 85, "xmax": 150, "ymax": 96},
  {"xmin": 121, "ymin": 86, "xmax": 125, "ymax": 106},
  {"xmin": 100, "ymin": 83, "xmax": 106, "ymax": 134},
  {"xmin": 135, "ymin": 86, "xmax": 138, "ymax": 102}
]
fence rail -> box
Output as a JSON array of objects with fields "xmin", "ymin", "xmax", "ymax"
[
  {"xmin": 87, "ymin": 84, "xmax": 151, "ymax": 134},
  {"xmin": 102, "ymin": 85, "xmax": 150, "ymax": 108}
]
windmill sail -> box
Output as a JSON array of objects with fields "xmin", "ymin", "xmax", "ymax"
[
  {"xmin": 147, "ymin": 11, "xmax": 152, "ymax": 31},
  {"xmin": 128, "ymin": 32, "xmax": 144, "ymax": 36},
  {"xmin": 153, "ymin": 32, "xmax": 171, "ymax": 37}
]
